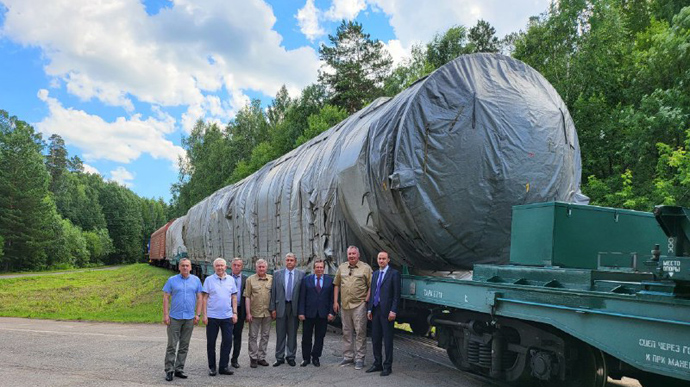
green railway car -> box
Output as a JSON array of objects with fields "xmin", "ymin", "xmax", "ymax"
[{"xmin": 400, "ymin": 202, "xmax": 690, "ymax": 387}]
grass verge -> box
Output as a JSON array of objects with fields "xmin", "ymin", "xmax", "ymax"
[{"xmin": 0, "ymin": 264, "xmax": 171, "ymax": 323}]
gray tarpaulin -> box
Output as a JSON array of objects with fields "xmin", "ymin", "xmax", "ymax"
[
  {"xmin": 165, "ymin": 216, "xmax": 187, "ymax": 260},
  {"xmin": 180, "ymin": 53, "xmax": 585, "ymax": 272}
]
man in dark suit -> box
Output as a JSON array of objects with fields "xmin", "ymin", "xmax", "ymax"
[
  {"xmin": 298, "ymin": 259, "xmax": 335, "ymax": 367},
  {"xmin": 270, "ymin": 252, "xmax": 305, "ymax": 366},
  {"xmin": 230, "ymin": 258, "xmax": 247, "ymax": 369},
  {"xmin": 366, "ymin": 251, "xmax": 401, "ymax": 376}
]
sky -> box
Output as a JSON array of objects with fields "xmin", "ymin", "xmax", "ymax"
[{"xmin": 0, "ymin": 0, "xmax": 550, "ymax": 202}]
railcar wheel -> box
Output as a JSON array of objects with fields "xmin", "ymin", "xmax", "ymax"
[
  {"xmin": 447, "ymin": 337, "xmax": 471, "ymax": 372},
  {"xmin": 558, "ymin": 343, "xmax": 607, "ymax": 387},
  {"xmin": 447, "ymin": 345, "xmax": 463, "ymax": 370}
]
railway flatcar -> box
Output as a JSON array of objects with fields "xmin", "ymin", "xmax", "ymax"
[{"xmin": 403, "ymin": 202, "xmax": 690, "ymax": 387}]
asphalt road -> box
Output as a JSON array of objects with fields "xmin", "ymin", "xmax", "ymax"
[{"xmin": 0, "ymin": 317, "xmax": 642, "ymax": 387}]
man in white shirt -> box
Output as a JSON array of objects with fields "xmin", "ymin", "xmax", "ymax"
[{"xmin": 202, "ymin": 258, "xmax": 238, "ymax": 376}]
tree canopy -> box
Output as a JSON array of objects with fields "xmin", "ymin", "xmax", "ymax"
[{"xmin": 0, "ymin": 112, "xmax": 167, "ymax": 271}]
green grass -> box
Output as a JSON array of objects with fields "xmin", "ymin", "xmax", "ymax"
[
  {"xmin": 0, "ymin": 264, "xmax": 172, "ymax": 323},
  {"xmin": 0, "ymin": 264, "xmax": 121, "ymax": 277}
]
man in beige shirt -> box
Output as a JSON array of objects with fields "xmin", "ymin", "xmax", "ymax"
[
  {"xmin": 333, "ymin": 246, "xmax": 372, "ymax": 370},
  {"xmin": 244, "ymin": 259, "xmax": 273, "ymax": 368}
]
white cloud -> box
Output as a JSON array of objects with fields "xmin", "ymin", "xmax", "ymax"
[
  {"xmin": 35, "ymin": 89, "xmax": 185, "ymax": 165},
  {"xmin": 382, "ymin": 39, "xmax": 410, "ymax": 68},
  {"xmin": 295, "ymin": 0, "xmax": 550, "ymax": 61},
  {"xmin": 1, "ymin": 0, "xmax": 320, "ymax": 120},
  {"xmin": 296, "ymin": 0, "xmax": 367, "ymax": 41},
  {"xmin": 324, "ymin": 0, "xmax": 367, "ymax": 21},
  {"xmin": 296, "ymin": 0, "xmax": 325, "ymax": 41},
  {"xmin": 83, "ymin": 163, "xmax": 100, "ymax": 175},
  {"xmin": 369, "ymin": 0, "xmax": 550, "ymax": 47},
  {"xmin": 179, "ymin": 90, "xmax": 248, "ymax": 133},
  {"xmin": 109, "ymin": 166, "xmax": 135, "ymax": 187}
]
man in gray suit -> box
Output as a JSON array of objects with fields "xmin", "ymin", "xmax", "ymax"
[{"xmin": 270, "ymin": 252, "xmax": 305, "ymax": 366}]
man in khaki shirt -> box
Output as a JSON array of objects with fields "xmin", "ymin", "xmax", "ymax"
[
  {"xmin": 333, "ymin": 246, "xmax": 372, "ymax": 370},
  {"xmin": 244, "ymin": 259, "xmax": 273, "ymax": 368}
]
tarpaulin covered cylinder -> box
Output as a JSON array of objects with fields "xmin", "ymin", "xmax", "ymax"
[
  {"xmin": 165, "ymin": 216, "xmax": 187, "ymax": 260},
  {"xmin": 181, "ymin": 53, "xmax": 584, "ymax": 271}
]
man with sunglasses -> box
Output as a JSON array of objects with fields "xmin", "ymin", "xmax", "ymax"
[{"xmin": 333, "ymin": 246, "xmax": 372, "ymax": 370}]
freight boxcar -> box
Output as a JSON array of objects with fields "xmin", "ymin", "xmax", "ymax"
[{"xmin": 148, "ymin": 219, "xmax": 174, "ymax": 266}]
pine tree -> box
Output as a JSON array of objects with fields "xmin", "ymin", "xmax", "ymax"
[
  {"xmin": 468, "ymin": 20, "xmax": 500, "ymax": 53},
  {"xmin": 0, "ymin": 110, "xmax": 58, "ymax": 271},
  {"xmin": 318, "ymin": 20, "xmax": 392, "ymax": 113}
]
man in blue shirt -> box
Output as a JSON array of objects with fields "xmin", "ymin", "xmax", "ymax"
[
  {"xmin": 162, "ymin": 258, "xmax": 203, "ymax": 382},
  {"xmin": 202, "ymin": 258, "xmax": 238, "ymax": 376}
]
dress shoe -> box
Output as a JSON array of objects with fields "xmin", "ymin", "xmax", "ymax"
[
  {"xmin": 380, "ymin": 369, "xmax": 392, "ymax": 376},
  {"xmin": 174, "ymin": 371, "xmax": 188, "ymax": 379},
  {"xmin": 300, "ymin": 360, "xmax": 310, "ymax": 367},
  {"xmin": 165, "ymin": 371, "xmax": 173, "ymax": 381},
  {"xmin": 231, "ymin": 360, "xmax": 240, "ymax": 369},
  {"xmin": 257, "ymin": 359, "xmax": 269, "ymax": 366},
  {"xmin": 287, "ymin": 359, "xmax": 296, "ymax": 366},
  {"xmin": 209, "ymin": 368, "xmax": 217, "ymax": 376},
  {"xmin": 312, "ymin": 358, "xmax": 320, "ymax": 367},
  {"xmin": 273, "ymin": 360, "xmax": 284, "ymax": 367},
  {"xmin": 219, "ymin": 368, "xmax": 234, "ymax": 375},
  {"xmin": 250, "ymin": 359, "xmax": 258, "ymax": 368},
  {"xmin": 366, "ymin": 365, "xmax": 383, "ymax": 373}
]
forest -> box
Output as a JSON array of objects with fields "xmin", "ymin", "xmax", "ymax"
[{"xmin": 2, "ymin": 0, "xmax": 689, "ymax": 271}]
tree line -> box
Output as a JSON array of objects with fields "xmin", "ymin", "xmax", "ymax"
[{"xmin": 0, "ymin": 111, "xmax": 167, "ymax": 271}]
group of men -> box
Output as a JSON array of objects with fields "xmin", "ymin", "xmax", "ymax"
[{"xmin": 161, "ymin": 246, "xmax": 401, "ymax": 381}]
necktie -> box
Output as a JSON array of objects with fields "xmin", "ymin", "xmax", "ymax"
[
  {"xmin": 233, "ymin": 275, "xmax": 241, "ymax": 296},
  {"xmin": 286, "ymin": 271, "xmax": 293, "ymax": 302},
  {"xmin": 316, "ymin": 276, "xmax": 322, "ymax": 293},
  {"xmin": 374, "ymin": 271, "xmax": 383, "ymax": 306}
]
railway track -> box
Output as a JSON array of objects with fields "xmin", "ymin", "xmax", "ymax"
[
  {"xmin": 392, "ymin": 329, "xmax": 512, "ymax": 387},
  {"xmin": 328, "ymin": 324, "xmax": 641, "ymax": 387},
  {"xmin": 327, "ymin": 323, "xmax": 509, "ymax": 387}
]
